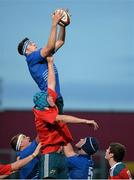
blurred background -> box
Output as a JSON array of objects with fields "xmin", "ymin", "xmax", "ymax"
[{"xmin": 0, "ymin": 0, "xmax": 134, "ymax": 178}]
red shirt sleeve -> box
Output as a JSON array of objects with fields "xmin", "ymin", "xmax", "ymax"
[
  {"xmin": 109, "ymin": 168, "xmax": 132, "ymax": 179},
  {"xmin": 48, "ymin": 88, "xmax": 57, "ymax": 102},
  {"xmin": 120, "ymin": 168, "xmax": 132, "ymax": 179},
  {"xmin": 0, "ymin": 164, "xmax": 11, "ymax": 175}
]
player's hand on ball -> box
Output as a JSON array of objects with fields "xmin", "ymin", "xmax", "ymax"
[
  {"xmin": 53, "ymin": 8, "xmax": 71, "ymax": 27},
  {"xmin": 52, "ymin": 9, "xmax": 64, "ymax": 26}
]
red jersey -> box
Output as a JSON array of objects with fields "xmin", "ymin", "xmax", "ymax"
[
  {"xmin": 0, "ymin": 164, "xmax": 11, "ymax": 175},
  {"xmin": 33, "ymin": 88, "xmax": 73, "ymax": 154},
  {"xmin": 109, "ymin": 162, "xmax": 132, "ymax": 179}
]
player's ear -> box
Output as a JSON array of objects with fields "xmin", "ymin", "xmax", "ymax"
[{"xmin": 109, "ymin": 152, "xmax": 114, "ymax": 158}]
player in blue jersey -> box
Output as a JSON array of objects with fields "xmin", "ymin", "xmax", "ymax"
[
  {"xmin": 17, "ymin": 10, "xmax": 68, "ymax": 114},
  {"xmin": 10, "ymin": 134, "xmax": 40, "ymax": 179},
  {"xmin": 0, "ymin": 143, "xmax": 41, "ymax": 179},
  {"xmin": 64, "ymin": 136, "xmax": 99, "ymax": 179}
]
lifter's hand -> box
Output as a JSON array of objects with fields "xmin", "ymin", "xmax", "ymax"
[
  {"xmin": 32, "ymin": 143, "xmax": 42, "ymax": 157},
  {"xmin": 46, "ymin": 55, "xmax": 54, "ymax": 63}
]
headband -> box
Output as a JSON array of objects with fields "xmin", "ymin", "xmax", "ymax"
[
  {"xmin": 22, "ymin": 40, "xmax": 31, "ymax": 55},
  {"xmin": 16, "ymin": 134, "xmax": 24, "ymax": 151}
]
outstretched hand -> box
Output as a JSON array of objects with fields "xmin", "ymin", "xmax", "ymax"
[{"xmin": 86, "ymin": 120, "xmax": 99, "ymax": 130}]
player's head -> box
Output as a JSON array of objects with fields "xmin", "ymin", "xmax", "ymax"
[
  {"xmin": 105, "ymin": 143, "xmax": 126, "ymax": 162},
  {"xmin": 18, "ymin": 37, "xmax": 37, "ymax": 56},
  {"xmin": 75, "ymin": 137, "xmax": 99, "ymax": 156},
  {"xmin": 33, "ymin": 91, "xmax": 50, "ymax": 110},
  {"xmin": 10, "ymin": 133, "xmax": 31, "ymax": 151}
]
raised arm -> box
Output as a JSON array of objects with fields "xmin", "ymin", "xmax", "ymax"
[
  {"xmin": 47, "ymin": 56, "xmax": 55, "ymax": 91},
  {"xmin": 54, "ymin": 26, "xmax": 66, "ymax": 52},
  {"xmin": 56, "ymin": 115, "xmax": 99, "ymax": 130},
  {"xmin": 10, "ymin": 143, "xmax": 41, "ymax": 172},
  {"xmin": 41, "ymin": 10, "xmax": 63, "ymax": 58},
  {"xmin": 63, "ymin": 143, "xmax": 76, "ymax": 157}
]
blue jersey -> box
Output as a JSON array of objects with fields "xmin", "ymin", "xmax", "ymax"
[
  {"xmin": 26, "ymin": 49, "xmax": 61, "ymax": 98},
  {"xmin": 16, "ymin": 140, "xmax": 39, "ymax": 179},
  {"xmin": 66, "ymin": 154, "xmax": 94, "ymax": 179}
]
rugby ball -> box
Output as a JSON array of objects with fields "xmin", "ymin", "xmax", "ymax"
[{"xmin": 55, "ymin": 9, "xmax": 71, "ymax": 27}]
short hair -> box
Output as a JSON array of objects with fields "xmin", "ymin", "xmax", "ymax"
[
  {"xmin": 18, "ymin": 37, "xmax": 29, "ymax": 55},
  {"xmin": 10, "ymin": 133, "xmax": 22, "ymax": 151},
  {"xmin": 109, "ymin": 143, "xmax": 126, "ymax": 162}
]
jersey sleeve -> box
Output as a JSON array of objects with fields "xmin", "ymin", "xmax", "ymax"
[
  {"xmin": 27, "ymin": 48, "xmax": 47, "ymax": 63},
  {"xmin": 0, "ymin": 164, "xmax": 11, "ymax": 175},
  {"xmin": 48, "ymin": 88, "xmax": 57, "ymax": 102},
  {"xmin": 119, "ymin": 168, "xmax": 132, "ymax": 179},
  {"xmin": 18, "ymin": 140, "xmax": 38, "ymax": 159},
  {"xmin": 109, "ymin": 169, "xmax": 132, "ymax": 179}
]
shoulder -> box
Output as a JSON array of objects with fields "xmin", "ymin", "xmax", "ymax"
[
  {"xmin": 67, "ymin": 154, "xmax": 91, "ymax": 169},
  {"xmin": 30, "ymin": 140, "xmax": 38, "ymax": 147},
  {"xmin": 111, "ymin": 163, "xmax": 132, "ymax": 179},
  {"xmin": 67, "ymin": 154, "xmax": 82, "ymax": 163},
  {"xmin": 66, "ymin": 154, "xmax": 79, "ymax": 165},
  {"xmin": 112, "ymin": 162, "xmax": 127, "ymax": 176},
  {"xmin": 26, "ymin": 48, "xmax": 45, "ymax": 63},
  {"xmin": 17, "ymin": 142, "xmax": 37, "ymax": 158},
  {"xmin": 115, "ymin": 162, "xmax": 126, "ymax": 172}
]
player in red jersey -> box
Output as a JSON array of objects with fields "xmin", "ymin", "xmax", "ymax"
[
  {"xmin": 105, "ymin": 143, "xmax": 132, "ymax": 179},
  {"xmin": 33, "ymin": 56, "xmax": 99, "ymax": 179},
  {"xmin": 0, "ymin": 143, "xmax": 41, "ymax": 179}
]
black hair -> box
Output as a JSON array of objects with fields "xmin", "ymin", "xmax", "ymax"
[
  {"xmin": 109, "ymin": 143, "xmax": 126, "ymax": 162},
  {"xmin": 17, "ymin": 37, "xmax": 29, "ymax": 55}
]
